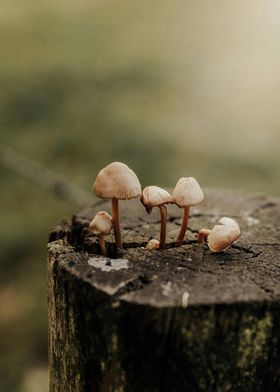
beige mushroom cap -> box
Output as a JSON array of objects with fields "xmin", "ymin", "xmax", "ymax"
[
  {"xmin": 89, "ymin": 211, "xmax": 113, "ymax": 235},
  {"xmin": 172, "ymin": 177, "xmax": 204, "ymax": 207},
  {"xmin": 146, "ymin": 239, "xmax": 160, "ymax": 250},
  {"xmin": 93, "ymin": 162, "xmax": 141, "ymax": 200},
  {"xmin": 141, "ymin": 186, "xmax": 173, "ymax": 213},
  {"xmin": 207, "ymin": 217, "xmax": 240, "ymax": 252}
]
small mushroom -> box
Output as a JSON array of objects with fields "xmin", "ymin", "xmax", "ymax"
[
  {"xmin": 173, "ymin": 177, "xmax": 204, "ymax": 247},
  {"xmin": 89, "ymin": 211, "xmax": 113, "ymax": 256},
  {"xmin": 146, "ymin": 239, "xmax": 160, "ymax": 250},
  {"xmin": 141, "ymin": 186, "xmax": 173, "ymax": 249},
  {"xmin": 197, "ymin": 228, "xmax": 211, "ymax": 243},
  {"xmin": 198, "ymin": 217, "xmax": 241, "ymax": 252},
  {"xmin": 93, "ymin": 162, "xmax": 141, "ymax": 249}
]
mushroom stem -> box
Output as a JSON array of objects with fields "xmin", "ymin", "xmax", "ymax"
[
  {"xmin": 198, "ymin": 228, "xmax": 211, "ymax": 243},
  {"xmin": 99, "ymin": 234, "xmax": 107, "ymax": 256},
  {"xmin": 176, "ymin": 206, "xmax": 190, "ymax": 247},
  {"xmin": 111, "ymin": 198, "xmax": 122, "ymax": 248},
  {"xmin": 159, "ymin": 205, "xmax": 167, "ymax": 249}
]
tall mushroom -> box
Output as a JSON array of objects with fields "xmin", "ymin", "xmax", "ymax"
[
  {"xmin": 89, "ymin": 211, "xmax": 112, "ymax": 256},
  {"xmin": 141, "ymin": 186, "xmax": 173, "ymax": 249},
  {"xmin": 198, "ymin": 217, "xmax": 240, "ymax": 252},
  {"xmin": 173, "ymin": 177, "xmax": 204, "ymax": 247},
  {"xmin": 93, "ymin": 162, "xmax": 141, "ymax": 249}
]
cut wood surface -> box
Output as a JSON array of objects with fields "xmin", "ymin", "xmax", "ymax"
[{"xmin": 48, "ymin": 188, "xmax": 280, "ymax": 392}]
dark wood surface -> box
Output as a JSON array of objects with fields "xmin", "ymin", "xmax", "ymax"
[{"xmin": 48, "ymin": 188, "xmax": 280, "ymax": 392}]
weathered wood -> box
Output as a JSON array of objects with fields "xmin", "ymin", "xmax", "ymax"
[{"xmin": 48, "ymin": 188, "xmax": 280, "ymax": 392}]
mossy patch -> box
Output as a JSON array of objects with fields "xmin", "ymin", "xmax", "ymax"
[{"xmin": 237, "ymin": 311, "xmax": 273, "ymax": 372}]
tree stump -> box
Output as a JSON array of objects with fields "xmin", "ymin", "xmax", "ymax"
[{"xmin": 48, "ymin": 188, "xmax": 280, "ymax": 392}]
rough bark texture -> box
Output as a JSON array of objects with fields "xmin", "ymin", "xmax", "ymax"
[{"xmin": 48, "ymin": 188, "xmax": 280, "ymax": 392}]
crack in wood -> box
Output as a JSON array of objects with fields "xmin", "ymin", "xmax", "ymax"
[
  {"xmin": 249, "ymin": 276, "xmax": 274, "ymax": 296},
  {"xmin": 160, "ymin": 306, "xmax": 178, "ymax": 392},
  {"xmin": 112, "ymin": 273, "xmax": 155, "ymax": 301},
  {"xmin": 259, "ymin": 201, "xmax": 277, "ymax": 210},
  {"xmin": 231, "ymin": 244, "xmax": 262, "ymax": 258}
]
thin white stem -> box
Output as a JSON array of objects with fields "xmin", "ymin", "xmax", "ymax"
[
  {"xmin": 159, "ymin": 205, "xmax": 167, "ymax": 249},
  {"xmin": 99, "ymin": 234, "xmax": 107, "ymax": 256},
  {"xmin": 112, "ymin": 198, "xmax": 122, "ymax": 248},
  {"xmin": 176, "ymin": 206, "xmax": 190, "ymax": 247}
]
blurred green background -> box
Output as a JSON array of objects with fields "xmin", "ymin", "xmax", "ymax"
[{"xmin": 0, "ymin": 1, "xmax": 279, "ymax": 390}]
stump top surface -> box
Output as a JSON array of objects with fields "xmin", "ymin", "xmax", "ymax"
[{"xmin": 49, "ymin": 188, "xmax": 280, "ymax": 308}]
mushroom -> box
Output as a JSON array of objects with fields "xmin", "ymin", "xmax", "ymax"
[
  {"xmin": 198, "ymin": 217, "xmax": 241, "ymax": 252},
  {"xmin": 141, "ymin": 186, "xmax": 173, "ymax": 249},
  {"xmin": 173, "ymin": 177, "xmax": 204, "ymax": 247},
  {"xmin": 146, "ymin": 239, "xmax": 160, "ymax": 250},
  {"xmin": 89, "ymin": 211, "xmax": 113, "ymax": 256},
  {"xmin": 93, "ymin": 162, "xmax": 141, "ymax": 248}
]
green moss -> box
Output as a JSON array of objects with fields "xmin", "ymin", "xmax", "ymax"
[
  {"xmin": 175, "ymin": 307, "xmax": 277, "ymax": 391},
  {"xmin": 180, "ymin": 307, "xmax": 215, "ymax": 347},
  {"xmin": 237, "ymin": 311, "xmax": 273, "ymax": 371}
]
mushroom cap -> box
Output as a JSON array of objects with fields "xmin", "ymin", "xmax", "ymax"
[
  {"xmin": 172, "ymin": 177, "xmax": 204, "ymax": 207},
  {"xmin": 207, "ymin": 217, "xmax": 240, "ymax": 252},
  {"xmin": 93, "ymin": 162, "xmax": 141, "ymax": 200},
  {"xmin": 141, "ymin": 186, "xmax": 173, "ymax": 213},
  {"xmin": 89, "ymin": 211, "xmax": 112, "ymax": 235},
  {"xmin": 146, "ymin": 239, "xmax": 160, "ymax": 250}
]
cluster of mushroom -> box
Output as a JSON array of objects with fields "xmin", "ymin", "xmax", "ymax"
[{"xmin": 89, "ymin": 162, "xmax": 240, "ymax": 256}]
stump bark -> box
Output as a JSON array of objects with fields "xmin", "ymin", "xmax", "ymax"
[{"xmin": 48, "ymin": 188, "xmax": 280, "ymax": 392}]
